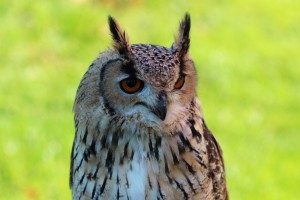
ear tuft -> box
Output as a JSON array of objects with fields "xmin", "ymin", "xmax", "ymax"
[
  {"xmin": 174, "ymin": 13, "xmax": 191, "ymax": 59},
  {"xmin": 108, "ymin": 16, "xmax": 131, "ymax": 55}
]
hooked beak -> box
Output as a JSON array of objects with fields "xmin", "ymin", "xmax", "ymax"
[{"xmin": 151, "ymin": 91, "xmax": 167, "ymax": 121}]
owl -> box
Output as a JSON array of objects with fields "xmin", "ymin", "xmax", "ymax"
[{"xmin": 70, "ymin": 14, "xmax": 228, "ymax": 200}]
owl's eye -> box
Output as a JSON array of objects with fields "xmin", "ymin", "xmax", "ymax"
[
  {"xmin": 174, "ymin": 76, "xmax": 185, "ymax": 89},
  {"xmin": 120, "ymin": 78, "xmax": 144, "ymax": 94}
]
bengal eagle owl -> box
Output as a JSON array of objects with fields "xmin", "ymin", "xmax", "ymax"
[{"xmin": 70, "ymin": 14, "xmax": 228, "ymax": 200}]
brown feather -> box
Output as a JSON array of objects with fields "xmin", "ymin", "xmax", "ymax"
[
  {"xmin": 174, "ymin": 13, "xmax": 191, "ymax": 61},
  {"xmin": 108, "ymin": 16, "xmax": 132, "ymax": 55}
]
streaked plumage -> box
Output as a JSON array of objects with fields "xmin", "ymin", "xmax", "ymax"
[{"xmin": 70, "ymin": 14, "xmax": 228, "ymax": 200}]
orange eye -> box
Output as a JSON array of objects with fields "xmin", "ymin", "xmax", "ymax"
[
  {"xmin": 120, "ymin": 78, "xmax": 143, "ymax": 94},
  {"xmin": 174, "ymin": 76, "xmax": 185, "ymax": 89}
]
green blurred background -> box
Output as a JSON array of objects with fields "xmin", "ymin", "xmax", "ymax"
[{"xmin": 0, "ymin": 0, "xmax": 299, "ymax": 199}]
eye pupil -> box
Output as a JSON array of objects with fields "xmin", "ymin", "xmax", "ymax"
[{"xmin": 126, "ymin": 79, "xmax": 137, "ymax": 88}]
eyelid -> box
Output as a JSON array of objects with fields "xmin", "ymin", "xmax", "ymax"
[{"xmin": 181, "ymin": 71, "xmax": 188, "ymax": 76}]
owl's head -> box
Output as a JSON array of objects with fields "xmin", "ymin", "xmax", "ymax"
[{"xmin": 75, "ymin": 14, "xmax": 198, "ymax": 131}]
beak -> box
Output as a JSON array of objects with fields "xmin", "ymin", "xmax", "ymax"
[{"xmin": 151, "ymin": 91, "xmax": 167, "ymax": 120}]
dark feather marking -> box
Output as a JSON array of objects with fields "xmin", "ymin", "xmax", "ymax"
[
  {"xmin": 120, "ymin": 142, "xmax": 129, "ymax": 165},
  {"xmin": 69, "ymin": 133, "xmax": 77, "ymax": 187},
  {"xmin": 124, "ymin": 142, "xmax": 129, "ymax": 156},
  {"xmin": 125, "ymin": 175, "xmax": 129, "ymax": 188},
  {"xmin": 207, "ymin": 171, "xmax": 215, "ymax": 178},
  {"xmin": 157, "ymin": 181, "xmax": 164, "ymax": 199},
  {"xmin": 100, "ymin": 176, "xmax": 107, "ymax": 195},
  {"xmin": 119, "ymin": 118, "xmax": 126, "ymax": 127},
  {"xmin": 196, "ymin": 154, "xmax": 207, "ymax": 168},
  {"xmin": 117, "ymin": 174, "xmax": 120, "ymax": 184},
  {"xmin": 69, "ymin": 120, "xmax": 82, "ymax": 188},
  {"xmin": 95, "ymin": 190, "xmax": 101, "ymax": 200},
  {"xmin": 117, "ymin": 187, "xmax": 120, "ymax": 199},
  {"xmin": 93, "ymin": 163, "xmax": 100, "ymax": 179},
  {"xmin": 89, "ymin": 139, "xmax": 96, "ymax": 156},
  {"xmin": 177, "ymin": 139, "xmax": 185, "ymax": 154},
  {"xmin": 92, "ymin": 182, "xmax": 97, "ymax": 199},
  {"xmin": 148, "ymin": 175, "xmax": 152, "ymax": 189},
  {"xmin": 154, "ymin": 136, "xmax": 162, "ymax": 160},
  {"xmin": 182, "ymin": 158, "xmax": 196, "ymax": 174},
  {"xmin": 164, "ymin": 154, "xmax": 169, "ymax": 174},
  {"xmin": 120, "ymin": 59, "xmax": 136, "ymax": 76},
  {"xmin": 179, "ymin": 133, "xmax": 198, "ymax": 153},
  {"xmin": 188, "ymin": 119, "xmax": 202, "ymax": 143},
  {"xmin": 83, "ymin": 149, "xmax": 89, "ymax": 162},
  {"xmin": 84, "ymin": 140, "xmax": 97, "ymax": 161},
  {"xmin": 75, "ymin": 143, "xmax": 80, "ymax": 151},
  {"xmin": 105, "ymin": 149, "xmax": 114, "ymax": 178},
  {"xmin": 166, "ymin": 175, "xmax": 173, "ymax": 184},
  {"xmin": 103, "ymin": 101, "xmax": 115, "ymax": 116},
  {"xmin": 201, "ymin": 118, "xmax": 208, "ymax": 129},
  {"xmin": 149, "ymin": 138, "xmax": 154, "ymax": 156},
  {"xmin": 116, "ymin": 174, "xmax": 122, "ymax": 199},
  {"xmin": 74, "ymin": 122, "xmax": 79, "ymax": 138},
  {"xmin": 170, "ymin": 148, "xmax": 179, "ymax": 165},
  {"xmin": 75, "ymin": 119, "xmax": 79, "ymax": 128},
  {"xmin": 130, "ymin": 150, "xmax": 135, "ymax": 161},
  {"xmin": 75, "ymin": 158, "xmax": 83, "ymax": 172},
  {"xmin": 112, "ymin": 131, "xmax": 119, "ymax": 146},
  {"xmin": 79, "ymin": 174, "xmax": 85, "ymax": 185},
  {"xmin": 83, "ymin": 182, "xmax": 88, "ymax": 194},
  {"xmin": 184, "ymin": 174, "xmax": 196, "ymax": 193},
  {"xmin": 87, "ymin": 173, "xmax": 93, "ymax": 180},
  {"xmin": 82, "ymin": 128, "xmax": 88, "ymax": 144},
  {"xmin": 174, "ymin": 180, "xmax": 189, "ymax": 200},
  {"xmin": 72, "ymin": 151, "xmax": 78, "ymax": 160},
  {"xmin": 100, "ymin": 135, "xmax": 107, "ymax": 150}
]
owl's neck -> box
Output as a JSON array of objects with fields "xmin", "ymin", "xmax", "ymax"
[{"xmin": 71, "ymin": 98, "xmax": 215, "ymax": 199}]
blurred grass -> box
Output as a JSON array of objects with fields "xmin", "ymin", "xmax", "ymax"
[{"xmin": 0, "ymin": 0, "xmax": 299, "ymax": 199}]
